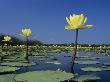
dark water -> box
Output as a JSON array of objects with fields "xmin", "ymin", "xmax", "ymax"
[{"xmin": 17, "ymin": 52, "xmax": 110, "ymax": 82}]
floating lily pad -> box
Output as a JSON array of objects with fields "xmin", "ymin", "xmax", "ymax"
[
  {"xmin": 3, "ymin": 58, "xmax": 24, "ymax": 62},
  {"xmin": 103, "ymin": 63, "xmax": 110, "ymax": 66},
  {"xmin": 101, "ymin": 66, "xmax": 110, "ymax": 71},
  {"xmin": 76, "ymin": 55, "xmax": 97, "ymax": 60},
  {"xmin": 81, "ymin": 67, "xmax": 101, "ymax": 72},
  {"xmin": 81, "ymin": 66, "xmax": 110, "ymax": 72},
  {"xmin": 0, "ymin": 62, "xmax": 36, "ymax": 67},
  {"xmin": 76, "ymin": 56, "xmax": 90, "ymax": 58},
  {"xmin": 75, "ymin": 75, "xmax": 100, "ymax": 82},
  {"xmin": 75, "ymin": 61, "xmax": 100, "ymax": 65},
  {"xmin": 45, "ymin": 61, "xmax": 61, "ymax": 65},
  {"xmin": 0, "ymin": 66, "xmax": 20, "ymax": 74},
  {"xmin": 0, "ymin": 74, "xmax": 16, "ymax": 82},
  {"xmin": 15, "ymin": 70, "xmax": 74, "ymax": 82},
  {"xmin": 77, "ymin": 57, "xmax": 94, "ymax": 60}
]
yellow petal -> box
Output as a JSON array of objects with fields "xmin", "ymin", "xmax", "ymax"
[
  {"xmin": 3, "ymin": 36, "xmax": 11, "ymax": 41},
  {"xmin": 65, "ymin": 25, "xmax": 74, "ymax": 30},
  {"xmin": 77, "ymin": 14, "xmax": 85, "ymax": 27},
  {"xmin": 65, "ymin": 14, "xmax": 92, "ymax": 30},
  {"xmin": 22, "ymin": 28, "xmax": 32, "ymax": 37},
  {"xmin": 70, "ymin": 15, "xmax": 73, "ymax": 21},
  {"xmin": 66, "ymin": 17, "xmax": 71, "ymax": 25},
  {"xmin": 79, "ymin": 25, "xmax": 93, "ymax": 30},
  {"xmin": 73, "ymin": 14, "xmax": 76, "ymax": 17},
  {"xmin": 83, "ymin": 17, "xmax": 87, "ymax": 24}
]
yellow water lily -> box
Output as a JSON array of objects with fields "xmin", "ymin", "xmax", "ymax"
[
  {"xmin": 65, "ymin": 14, "xmax": 93, "ymax": 30},
  {"xmin": 2, "ymin": 36, "xmax": 11, "ymax": 42},
  {"xmin": 21, "ymin": 28, "xmax": 32, "ymax": 37},
  {"xmin": 21, "ymin": 28, "xmax": 32, "ymax": 62},
  {"xmin": 65, "ymin": 14, "xmax": 93, "ymax": 69}
]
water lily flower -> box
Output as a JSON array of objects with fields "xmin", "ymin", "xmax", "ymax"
[
  {"xmin": 21, "ymin": 28, "xmax": 32, "ymax": 62},
  {"xmin": 2, "ymin": 36, "xmax": 11, "ymax": 54},
  {"xmin": 65, "ymin": 14, "xmax": 93, "ymax": 30},
  {"xmin": 21, "ymin": 28, "xmax": 32, "ymax": 37},
  {"xmin": 2, "ymin": 36, "xmax": 11, "ymax": 42},
  {"xmin": 65, "ymin": 14, "xmax": 93, "ymax": 70}
]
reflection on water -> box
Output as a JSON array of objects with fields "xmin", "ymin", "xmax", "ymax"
[{"xmin": 17, "ymin": 52, "xmax": 110, "ymax": 82}]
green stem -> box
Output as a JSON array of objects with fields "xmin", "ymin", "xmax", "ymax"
[
  {"xmin": 26, "ymin": 37, "xmax": 29, "ymax": 61},
  {"xmin": 6, "ymin": 42, "xmax": 8, "ymax": 54},
  {"xmin": 1, "ymin": 43, "xmax": 3, "ymax": 52},
  {"xmin": 74, "ymin": 29, "xmax": 78, "ymax": 61},
  {"xmin": 71, "ymin": 29, "xmax": 79, "ymax": 72}
]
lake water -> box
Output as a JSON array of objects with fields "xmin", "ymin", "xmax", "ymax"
[{"xmin": 17, "ymin": 52, "xmax": 110, "ymax": 82}]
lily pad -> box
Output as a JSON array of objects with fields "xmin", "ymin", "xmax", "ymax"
[
  {"xmin": 81, "ymin": 67, "xmax": 101, "ymax": 72},
  {"xmin": 0, "ymin": 66, "xmax": 20, "ymax": 73},
  {"xmin": 15, "ymin": 70, "xmax": 74, "ymax": 82},
  {"xmin": 81, "ymin": 66, "xmax": 110, "ymax": 72},
  {"xmin": 103, "ymin": 63, "xmax": 110, "ymax": 66},
  {"xmin": 0, "ymin": 74, "xmax": 16, "ymax": 82},
  {"xmin": 75, "ymin": 61, "xmax": 100, "ymax": 65},
  {"xmin": 101, "ymin": 66, "xmax": 110, "ymax": 71},
  {"xmin": 76, "ymin": 56, "xmax": 95, "ymax": 60},
  {"xmin": 0, "ymin": 62, "xmax": 36, "ymax": 67},
  {"xmin": 45, "ymin": 61, "xmax": 61, "ymax": 65},
  {"xmin": 75, "ymin": 75, "xmax": 100, "ymax": 82},
  {"xmin": 76, "ymin": 56, "xmax": 90, "ymax": 58}
]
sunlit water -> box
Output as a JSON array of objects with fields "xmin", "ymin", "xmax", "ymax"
[{"xmin": 17, "ymin": 52, "xmax": 110, "ymax": 82}]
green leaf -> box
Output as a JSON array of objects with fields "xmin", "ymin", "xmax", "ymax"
[
  {"xmin": 75, "ymin": 75, "xmax": 100, "ymax": 82},
  {"xmin": 81, "ymin": 67, "xmax": 102, "ymax": 72},
  {"xmin": 75, "ymin": 60, "xmax": 100, "ymax": 65},
  {"xmin": 15, "ymin": 70, "xmax": 74, "ymax": 82}
]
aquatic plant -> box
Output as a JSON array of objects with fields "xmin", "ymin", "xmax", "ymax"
[
  {"xmin": 45, "ymin": 61, "xmax": 61, "ymax": 65},
  {"xmin": 0, "ymin": 62, "xmax": 35, "ymax": 67},
  {"xmin": 101, "ymin": 66, "xmax": 110, "ymax": 71},
  {"xmin": 75, "ymin": 75, "xmax": 100, "ymax": 82},
  {"xmin": 0, "ymin": 66, "xmax": 20, "ymax": 73},
  {"xmin": 76, "ymin": 56, "xmax": 94, "ymax": 60},
  {"xmin": 15, "ymin": 70, "xmax": 74, "ymax": 82},
  {"xmin": 103, "ymin": 63, "xmax": 110, "ymax": 66},
  {"xmin": 21, "ymin": 28, "xmax": 32, "ymax": 62},
  {"xmin": 2, "ymin": 36, "xmax": 12, "ymax": 54},
  {"xmin": 2, "ymin": 36, "xmax": 11, "ymax": 42},
  {"xmin": 0, "ymin": 74, "xmax": 16, "ymax": 82},
  {"xmin": 81, "ymin": 67, "xmax": 101, "ymax": 72},
  {"xmin": 65, "ymin": 14, "xmax": 93, "ymax": 66},
  {"xmin": 75, "ymin": 60, "xmax": 100, "ymax": 64},
  {"xmin": 81, "ymin": 66, "xmax": 110, "ymax": 72}
]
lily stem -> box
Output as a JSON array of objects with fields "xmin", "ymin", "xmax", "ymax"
[
  {"xmin": 74, "ymin": 29, "xmax": 78, "ymax": 62},
  {"xmin": 71, "ymin": 29, "xmax": 79, "ymax": 72},
  {"xmin": 26, "ymin": 37, "xmax": 29, "ymax": 62},
  {"xmin": 6, "ymin": 42, "xmax": 8, "ymax": 54}
]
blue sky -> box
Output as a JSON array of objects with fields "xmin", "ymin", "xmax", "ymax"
[{"xmin": 0, "ymin": 0, "xmax": 110, "ymax": 44}]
